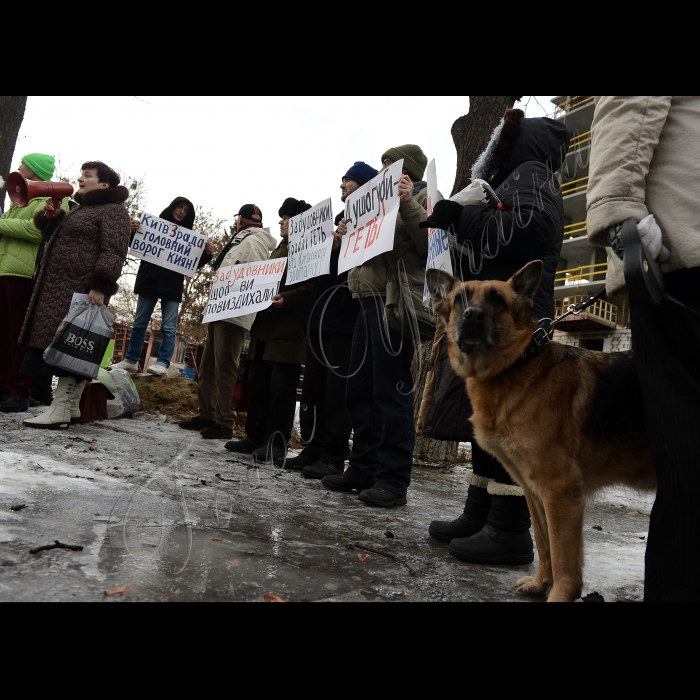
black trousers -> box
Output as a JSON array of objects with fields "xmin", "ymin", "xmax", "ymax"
[
  {"xmin": 245, "ymin": 353, "xmax": 301, "ymax": 446},
  {"xmin": 471, "ymin": 440, "xmax": 516, "ymax": 485},
  {"xmin": 631, "ymin": 267, "xmax": 700, "ymax": 602},
  {"xmin": 298, "ymin": 330, "xmax": 353, "ymax": 465}
]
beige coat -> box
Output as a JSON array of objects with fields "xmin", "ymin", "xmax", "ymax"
[
  {"xmin": 219, "ymin": 226, "xmax": 276, "ymax": 331},
  {"xmin": 587, "ymin": 96, "xmax": 700, "ymax": 293}
]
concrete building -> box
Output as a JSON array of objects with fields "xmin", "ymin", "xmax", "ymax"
[{"xmin": 550, "ymin": 96, "xmax": 632, "ymax": 352}]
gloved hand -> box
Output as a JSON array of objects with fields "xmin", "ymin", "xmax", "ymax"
[
  {"xmin": 607, "ymin": 215, "xmax": 670, "ymax": 262},
  {"xmin": 419, "ymin": 199, "xmax": 464, "ymax": 230}
]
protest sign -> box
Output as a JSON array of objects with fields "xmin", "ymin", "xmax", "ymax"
[
  {"xmin": 130, "ymin": 213, "xmax": 207, "ymax": 277},
  {"xmin": 287, "ymin": 198, "xmax": 334, "ymax": 284},
  {"xmin": 202, "ymin": 259, "xmax": 288, "ymax": 323},
  {"xmin": 338, "ymin": 160, "xmax": 404, "ymax": 274},
  {"xmin": 423, "ymin": 159, "xmax": 454, "ymax": 307}
]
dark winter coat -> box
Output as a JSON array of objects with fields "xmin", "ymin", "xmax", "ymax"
[
  {"xmin": 132, "ymin": 197, "xmax": 212, "ymax": 303},
  {"xmin": 19, "ymin": 186, "xmax": 132, "ymax": 350},
  {"xmin": 248, "ymin": 238, "xmax": 314, "ymax": 365},
  {"xmin": 301, "ymin": 239, "xmax": 359, "ymax": 336},
  {"xmin": 420, "ymin": 112, "xmax": 570, "ymax": 441}
]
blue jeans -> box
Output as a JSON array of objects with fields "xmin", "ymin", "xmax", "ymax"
[
  {"xmin": 125, "ymin": 296, "xmax": 179, "ymax": 367},
  {"xmin": 345, "ymin": 298, "xmax": 415, "ymax": 496}
]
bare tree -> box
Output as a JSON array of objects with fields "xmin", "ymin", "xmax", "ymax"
[
  {"xmin": 451, "ymin": 96, "xmax": 523, "ymax": 195},
  {"xmin": 0, "ymin": 96, "xmax": 27, "ymax": 205},
  {"xmin": 412, "ymin": 95, "xmax": 523, "ymax": 465}
]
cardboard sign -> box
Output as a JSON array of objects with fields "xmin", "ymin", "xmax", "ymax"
[
  {"xmin": 338, "ymin": 160, "xmax": 403, "ymax": 274},
  {"xmin": 130, "ymin": 213, "xmax": 206, "ymax": 277},
  {"xmin": 202, "ymin": 259, "xmax": 288, "ymax": 323},
  {"xmin": 287, "ymin": 198, "xmax": 334, "ymax": 284},
  {"xmin": 424, "ymin": 159, "xmax": 453, "ymax": 307}
]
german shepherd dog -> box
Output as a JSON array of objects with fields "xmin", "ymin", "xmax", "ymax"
[{"xmin": 426, "ymin": 261, "xmax": 656, "ymax": 602}]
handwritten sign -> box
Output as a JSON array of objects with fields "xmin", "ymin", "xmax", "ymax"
[
  {"xmin": 287, "ymin": 198, "xmax": 334, "ymax": 284},
  {"xmin": 202, "ymin": 259, "xmax": 288, "ymax": 323},
  {"xmin": 424, "ymin": 159, "xmax": 453, "ymax": 307},
  {"xmin": 130, "ymin": 213, "xmax": 206, "ymax": 277},
  {"xmin": 338, "ymin": 159, "xmax": 403, "ymax": 274}
]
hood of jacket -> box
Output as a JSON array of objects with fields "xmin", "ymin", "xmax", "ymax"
[
  {"xmin": 471, "ymin": 109, "xmax": 570, "ymax": 189},
  {"xmin": 160, "ymin": 196, "xmax": 196, "ymax": 229},
  {"xmin": 239, "ymin": 226, "xmax": 276, "ymax": 251}
]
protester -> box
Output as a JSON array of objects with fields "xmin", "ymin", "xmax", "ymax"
[
  {"xmin": 586, "ymin": 95, "xmax": 700, "ymax": 601},
  {"xmin": 108, "ymin": 198, "xmax": 214, "ymax": 375},
  {"xmin": 420, "ymin": 109, "xmax": 570, "ymax": 563},
  {"xmin": 285, "ymin": 163, "xmax": 377, "ymax": 478},
  {"xmin": 179, "ymin": 205, "xmax": 276, "ymax": 439},
  {"xmin": 19, "ymin": 161, "xmax": 131, "ymax": 429},
  {"xmin": 0, "ymin": 154, "xmax": 69, "ymax": 413},
  {"xmin": 225, "ymin": 199, "xmax": 314, "ymax": 462},
  {"xmin": 322, "ymin": 145, "xmax": 429, "ymax": 507}
]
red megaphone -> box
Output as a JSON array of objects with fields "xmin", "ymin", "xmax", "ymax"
[{"xmin": 6, "ymin": 172, "xmax": 74, "ymax": 219}]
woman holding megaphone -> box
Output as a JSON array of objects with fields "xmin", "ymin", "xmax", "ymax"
[{"xmin": 18, "ymin": 161, "xmax": 132, "ymax": 429}]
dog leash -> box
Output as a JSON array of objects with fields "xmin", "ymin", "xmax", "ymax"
[{"xmin": 512, "ymin": 287, "xmax": 608, "ymax": 368}]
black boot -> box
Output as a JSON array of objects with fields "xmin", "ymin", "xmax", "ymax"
[
  {"xmin": 448, "ymin": 495, "xmax": 534, "ymax": 565},
  {"xmin": 428, "ymin": 484, "xmax": 492, "ymax": 543}
]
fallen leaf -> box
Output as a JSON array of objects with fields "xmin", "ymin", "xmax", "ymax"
[
  {"xmin": 263, "ymin": 594, "xmax": 286, "ymax": 602},
  {"xmin": 229, "ymin": 558, "xmax": 238, "ymax": 563},
  {"xmin": 85, "ymin": 575, "xmax": 95, "ymax": 581},
  {"xmin": 211, "ymin": 538, "xmax": 222, "ymax": 543},
  {"xmin": 592, "ymin": 525, "xmax": 603, "ymax": 531},
  {"xmin": 581, "ymin": 591, "xmax": 605, "ymax": 603},
  {"xmin": 201, "ymin": 479, "xmax": 207, "ymax": 486},
  {"xmin": 400, "ymin": 590, "xmax": 406, "ymax": 597},
  {"xmin": 357, "ymin": 554, "xmax": 368, "ymax": 563},
  {"xmin": 384, "ymin": 531, "xmax": 395, "ymax": 539},
  {"xmin": 105, "ymin": 586, "xmax": 131, "ymax": 596},
  {"xmin": 629, "ymin": 510, "xmax": 642, "ymax": 516},
  {"xmin": 89, "ymin": 446, "xmax": 98, "ymax": 452},
  {"xmin": 639, "ymin": 536, "xmax": 646, "ymax": 540}
]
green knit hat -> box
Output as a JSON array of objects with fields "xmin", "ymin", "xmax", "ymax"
[
  {"xmin": 21, "ymin": 153, "xmax": 55, "ymax": 181},
  {"xmin": 381, "ymin": 144, "xmax": 428, "ymax": 182}
]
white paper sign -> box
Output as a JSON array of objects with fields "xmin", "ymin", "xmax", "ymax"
[
  {"xmin": 287, "ymin": 198, "xmax": 334, "ymax": 284},
  {"xmin": 202, "ymin": 259, "xmax": 288, "ymax": 323},
  {"xmin": 338, "ymin": 160, "xmax": 404, "ymax": 274},
  {"xmin": 130, "ymin": 213, "xmax": 207, "ymax": 278},
  {"xmin": 424, "ymin": 159, "xmax": 453, "ymax": 307}
]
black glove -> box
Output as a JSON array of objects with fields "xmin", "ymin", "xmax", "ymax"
[{"xmin": 419, "ymin": 199, "xmax": 464, "ymax": 230}]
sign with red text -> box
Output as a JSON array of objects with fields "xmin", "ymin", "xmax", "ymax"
[
  {"xmin": 131, "ymin": 213, "xmax": 206, "ymax": 277},
  {"xmin": 338, "ymin": 159, "xmax": 403, "ymax": 274},
  {"xmin": 424, "ymin": 159, "xmax": 453, "ymax": 307},
  {"xmin": 287, "ymin": 198, "xmax": 334, "ymax": 284},
  {"xmin": 202, "ymin": 259, "xmax": 288, "ymax": 323}
]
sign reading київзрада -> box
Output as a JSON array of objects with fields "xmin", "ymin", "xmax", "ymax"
[
  {"xmin": 287, "ymin": 198, "xmax": 334, "ymax": 284},
  {"xmin": 130, "ymin": 213, "xmax": 207, "ymax": 277},
  {"xmin": 202, "ymin": 259, "xmax": 288, "ymax": 323},
  {"xmin": 338, "ymin": 159, "xmax": 404, "ymax": 274}
]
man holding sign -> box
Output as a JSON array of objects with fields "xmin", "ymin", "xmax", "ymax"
[
  {"xmin": 109, "ymin": 197, "xmax": 213, "ymax": 376},
  {"xmin": 322, "ymin": 144, "xmax": 430, "ymax": 507},
  {"xmin": 225, "ymin": 198, "xmax": 314, "ymax": 462}
]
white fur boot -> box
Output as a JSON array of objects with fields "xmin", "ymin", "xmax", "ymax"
[
  {"xmin": 71, "ymin": 381, "xmax": 86, "ymax": 424},
  {"xmin": 23, "ymin": 377, "xmax": 77, "ymax": 430}
]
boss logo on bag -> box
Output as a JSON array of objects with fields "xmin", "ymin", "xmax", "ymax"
[{"xmin": 65, "ymin": 332, "xmax": 96, "ymax": 352}]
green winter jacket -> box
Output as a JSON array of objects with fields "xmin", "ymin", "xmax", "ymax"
[{"xmin": 0, "ymin": 197, "xmax": 70, "ymax": 279}]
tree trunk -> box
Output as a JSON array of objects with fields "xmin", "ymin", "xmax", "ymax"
[
  {"xmin": 451, "ymin": 96, "xmax": 522, "ymax": 196},
  {"xmin": 0, "ymin": 96, "xmax": 28, "ymax": 206}
]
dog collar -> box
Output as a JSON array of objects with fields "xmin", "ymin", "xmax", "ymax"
[{"xmin": 508, "ymin": 319, "xmax": 554, "ymax": 371}]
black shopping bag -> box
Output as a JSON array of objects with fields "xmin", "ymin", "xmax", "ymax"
[{"xmin": 44, "ymin": 302, "xmax": 116, "ymax": 379}]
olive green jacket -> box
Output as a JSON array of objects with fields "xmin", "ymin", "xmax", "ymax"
[
  {"xmin": 248, "ymin": 238, "xmax": 314, "ymax": 364},
  {"xmin": 0, "ymin": 197, "xmax": 70, "ymax": 279}
]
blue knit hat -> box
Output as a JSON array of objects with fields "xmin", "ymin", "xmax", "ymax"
[{"xmin": 343, "ymin": 162, "xmax": 378, "ymax": 187}]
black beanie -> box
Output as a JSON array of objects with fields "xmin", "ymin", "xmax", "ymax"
[{"xmin": 279, "ymin": 198, "xmax": 312, "ymax": 218}]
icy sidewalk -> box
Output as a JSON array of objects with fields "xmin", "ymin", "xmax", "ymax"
[{"xmin": 0, "ymin": 410, "xmax": 651, "ymax": 602}]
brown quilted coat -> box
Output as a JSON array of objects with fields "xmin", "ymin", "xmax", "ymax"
[{"xmin": 19, "ymin": 186, "xmax": 131, "ymax": 350}]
